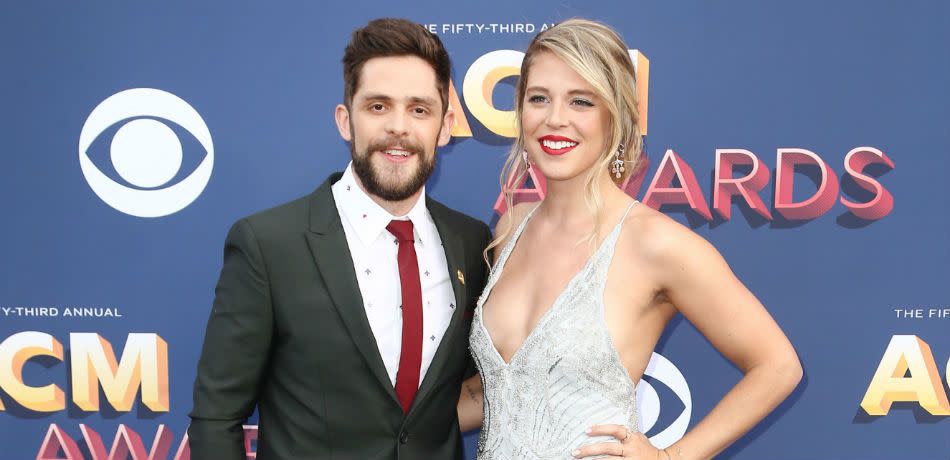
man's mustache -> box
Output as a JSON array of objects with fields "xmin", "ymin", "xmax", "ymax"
[{"xmin": 366, "ymin": 138, "xmax": 424, "ymax": 156}]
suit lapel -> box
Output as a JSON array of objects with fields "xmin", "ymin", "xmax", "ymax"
[
  {"xmin": 410, "ymin": 198, "xmax": 468, "ymax": 414},
  {"xmin": 305, "ymin": 175, "xmax": 398, "ymax": 405}
]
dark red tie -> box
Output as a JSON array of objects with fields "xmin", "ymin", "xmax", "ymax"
[{"xmin": 386, "ymin": 219, "xmax": 423, "ymax": 413}]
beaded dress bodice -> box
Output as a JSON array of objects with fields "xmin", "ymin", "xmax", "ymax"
[{"xmin": 470, "ymin": 201, "xmax": 640, "ymax": 459}]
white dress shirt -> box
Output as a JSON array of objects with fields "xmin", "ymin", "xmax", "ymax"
[{"xmin": 331, "ymin": 163, "xmax": 456, "ymax": 387}]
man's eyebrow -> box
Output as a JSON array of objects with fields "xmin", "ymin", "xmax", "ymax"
[
  {"xmin": 357, "ymin": 93, "xmax": 394, "ymax": 103},
  {"xmin": 357, "ymin": 94, "xmax": 438, "ymax": 107},
  {"xmin": 409, "ymin": 96, "xmax": 438, "ymax": 106}
]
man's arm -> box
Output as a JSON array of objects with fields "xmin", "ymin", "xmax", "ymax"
[{"xmin": 188, "ymin": 218, "xmax": 274, "ymax": 459}]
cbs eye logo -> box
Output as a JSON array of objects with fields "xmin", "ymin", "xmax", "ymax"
[
  {"xmin": 638, "ymin": 352, "xmax": 691, "ymax": 448},
  {"xmin": 78, "ymin": 88, "xmax": 213, "ymax": 218}
]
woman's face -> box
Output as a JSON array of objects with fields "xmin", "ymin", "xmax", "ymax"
[{"xmin": 520, "ymin": 51, "xmax": 611, "ymax": 184}]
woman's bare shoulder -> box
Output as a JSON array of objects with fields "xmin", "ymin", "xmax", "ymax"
[{"xmin": 620, "ymin": 203, "xmax": 718, "ymax": 266}]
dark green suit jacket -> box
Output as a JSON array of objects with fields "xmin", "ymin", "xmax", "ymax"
[{"xmin": 189, "ymin": 173, "xmax": 491, "ymax": 460}]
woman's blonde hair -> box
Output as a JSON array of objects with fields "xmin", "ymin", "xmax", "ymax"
[{"xmin": 485, "ymin": 18, "xmax": 644, "ymax": 265}]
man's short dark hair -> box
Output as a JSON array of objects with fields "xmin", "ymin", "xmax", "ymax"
[{"xmin": 342, "ymin": 18, "xmax": 451, "ymax": 114}]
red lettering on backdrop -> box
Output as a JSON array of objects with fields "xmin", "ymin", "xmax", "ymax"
[
  {"xmin": 36, "ymin": 424, "xmax": 197, "ymax": 460},
  {"xmin": 489, "ymin": 147, "xmax": 892, "ymax": 223},
  {"xmin": 620, "ymin": 156, "xmax": 651, "ymax": 199},
  {"xmin": 79, "ymin": 424, "xmax": 174, "ymax": 460},
  {"xmin": 37, "ymin": 424, "xmax": 83, "ymax": 460},
  {"xmin": 774, "ymin": 148, "xmax": 840, "ymax": 220},
  {"xmin": 841, "ymin": 146, "xmax": 895, "ymax": 219},
  {"xmin": 713, "ymin": 149, "xmax": 773, "ymax": 220},
  {"xmin": 641, "ymin": 149, "xmax": 712, "ymax": 219}
]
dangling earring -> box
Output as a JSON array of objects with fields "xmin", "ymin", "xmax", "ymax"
[
  {"xmin": 522, "ymin": 149, "xmax": 530, "ymax": 169},
  {"xmin": 611, "ymin": 143, "xmax": 626, "ymax": 178}
]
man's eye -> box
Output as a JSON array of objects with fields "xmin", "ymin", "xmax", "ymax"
[{"xmin": 370, "ymin": 103, "xmax": 385, "ymax": 111}]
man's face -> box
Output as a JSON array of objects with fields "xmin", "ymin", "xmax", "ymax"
[{"xmin": 335, "ymin": 55, "xmax": 454, "ymax": 202}]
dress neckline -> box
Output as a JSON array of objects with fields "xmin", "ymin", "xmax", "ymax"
[{"xmin": 478, "ymin": 200, "xmax": 638, "ymax": 367}]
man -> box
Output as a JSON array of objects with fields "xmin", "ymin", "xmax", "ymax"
[{"xmin": 188, "ymin": 18, "xmax": 490, "ymax": 460}]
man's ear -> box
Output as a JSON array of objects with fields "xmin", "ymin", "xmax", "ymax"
[
  {"xmin": 437, "ymin": 109, "xmax": 455, "ymax": 147},
  {"xmin": 335, "ymin": 104, "xmax": 352, "ymax": 141}
]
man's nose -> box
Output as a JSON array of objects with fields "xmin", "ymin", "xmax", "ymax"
[{"xmin": 385, "ymin": 109, "xmax": 410, "ymax": 136}]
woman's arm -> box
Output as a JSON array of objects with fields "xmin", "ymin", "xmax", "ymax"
[
  {"xmin": 458, "ymin": 374, "xmax": 484, "ymax": 432},
  {"xmin": 650, "ymin": 217, "xmax": 802, "ymax": 459},
  {"xmin": 576, "ymin": 212, "xmax": 802, "ymax": 460}
]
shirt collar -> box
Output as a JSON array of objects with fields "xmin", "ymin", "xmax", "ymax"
[{"xmin": 332, "ymin": 162, "xmax": 434, "ymax": 248}]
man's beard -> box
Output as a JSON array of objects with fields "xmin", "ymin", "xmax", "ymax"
[{"xmin": 351, "ymin": 136, "xmax": 436, "ymax": 202}]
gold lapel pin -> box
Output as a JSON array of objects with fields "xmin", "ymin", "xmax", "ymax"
[{"xmin": 457, "ymin": 269, "xmax": 465, "ymax": 285}]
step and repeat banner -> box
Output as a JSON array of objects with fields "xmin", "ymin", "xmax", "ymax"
[{"xmin": 2, "ymin": 1, "xmax": 948, "ymax": 459}]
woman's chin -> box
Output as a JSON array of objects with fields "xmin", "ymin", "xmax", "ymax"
[{"xmin": 532, "ymin": 164, "xmax": 596, "ymax": 184}]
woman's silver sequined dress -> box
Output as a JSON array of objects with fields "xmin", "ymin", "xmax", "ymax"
[{"xmin": 470, "ymin": 201, "xmax": 641, "ymax": 459}]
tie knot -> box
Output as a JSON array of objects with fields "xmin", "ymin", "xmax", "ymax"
[{"xmin": 386, "ymin": 219, "xmax": 414, "ymax": 243}]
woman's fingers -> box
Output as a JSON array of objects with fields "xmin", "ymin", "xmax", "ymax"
[
  {"xmin": 586, "ymin": 423, "xmax": 629, "ymax": 439},
  {"xmin": 572, "ymin": 440, "xmax": 624, "ymax": 458}
]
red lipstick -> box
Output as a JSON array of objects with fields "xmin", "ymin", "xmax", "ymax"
[{"xmin": 538, "ymin": 135, "xmax": 579, "ymax": 156}]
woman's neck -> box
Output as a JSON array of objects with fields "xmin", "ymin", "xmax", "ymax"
[{"xmin": 536, "ymin": 169, "xmax": 629, "ymax": 229}]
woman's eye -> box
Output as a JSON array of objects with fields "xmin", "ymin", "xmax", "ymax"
[
  {"xmin": 527, "ymin": 94, "xmax": 548, "ymax": 103},
  {"xmin": 572, "ymin": 98, "xmax": 594, "ymax": 107}
]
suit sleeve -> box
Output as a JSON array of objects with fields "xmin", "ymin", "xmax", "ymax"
[{"xmin": 188, "ymin": 218, "xmax": 274, "ymax": 459}]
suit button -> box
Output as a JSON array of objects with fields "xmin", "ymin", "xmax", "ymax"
[{"xmin": 399, "ymin": 431, "xmax": 409, "ymax": 444}]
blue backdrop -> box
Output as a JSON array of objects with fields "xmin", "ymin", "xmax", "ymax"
[{"xmin": 2, "ymin": 1, "xmax": 949, "ymax": 458}]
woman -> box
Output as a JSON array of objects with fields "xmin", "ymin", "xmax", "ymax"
[{"xmin": 457, "ymin": 19, "xmax": 802, "ymax": 459}]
